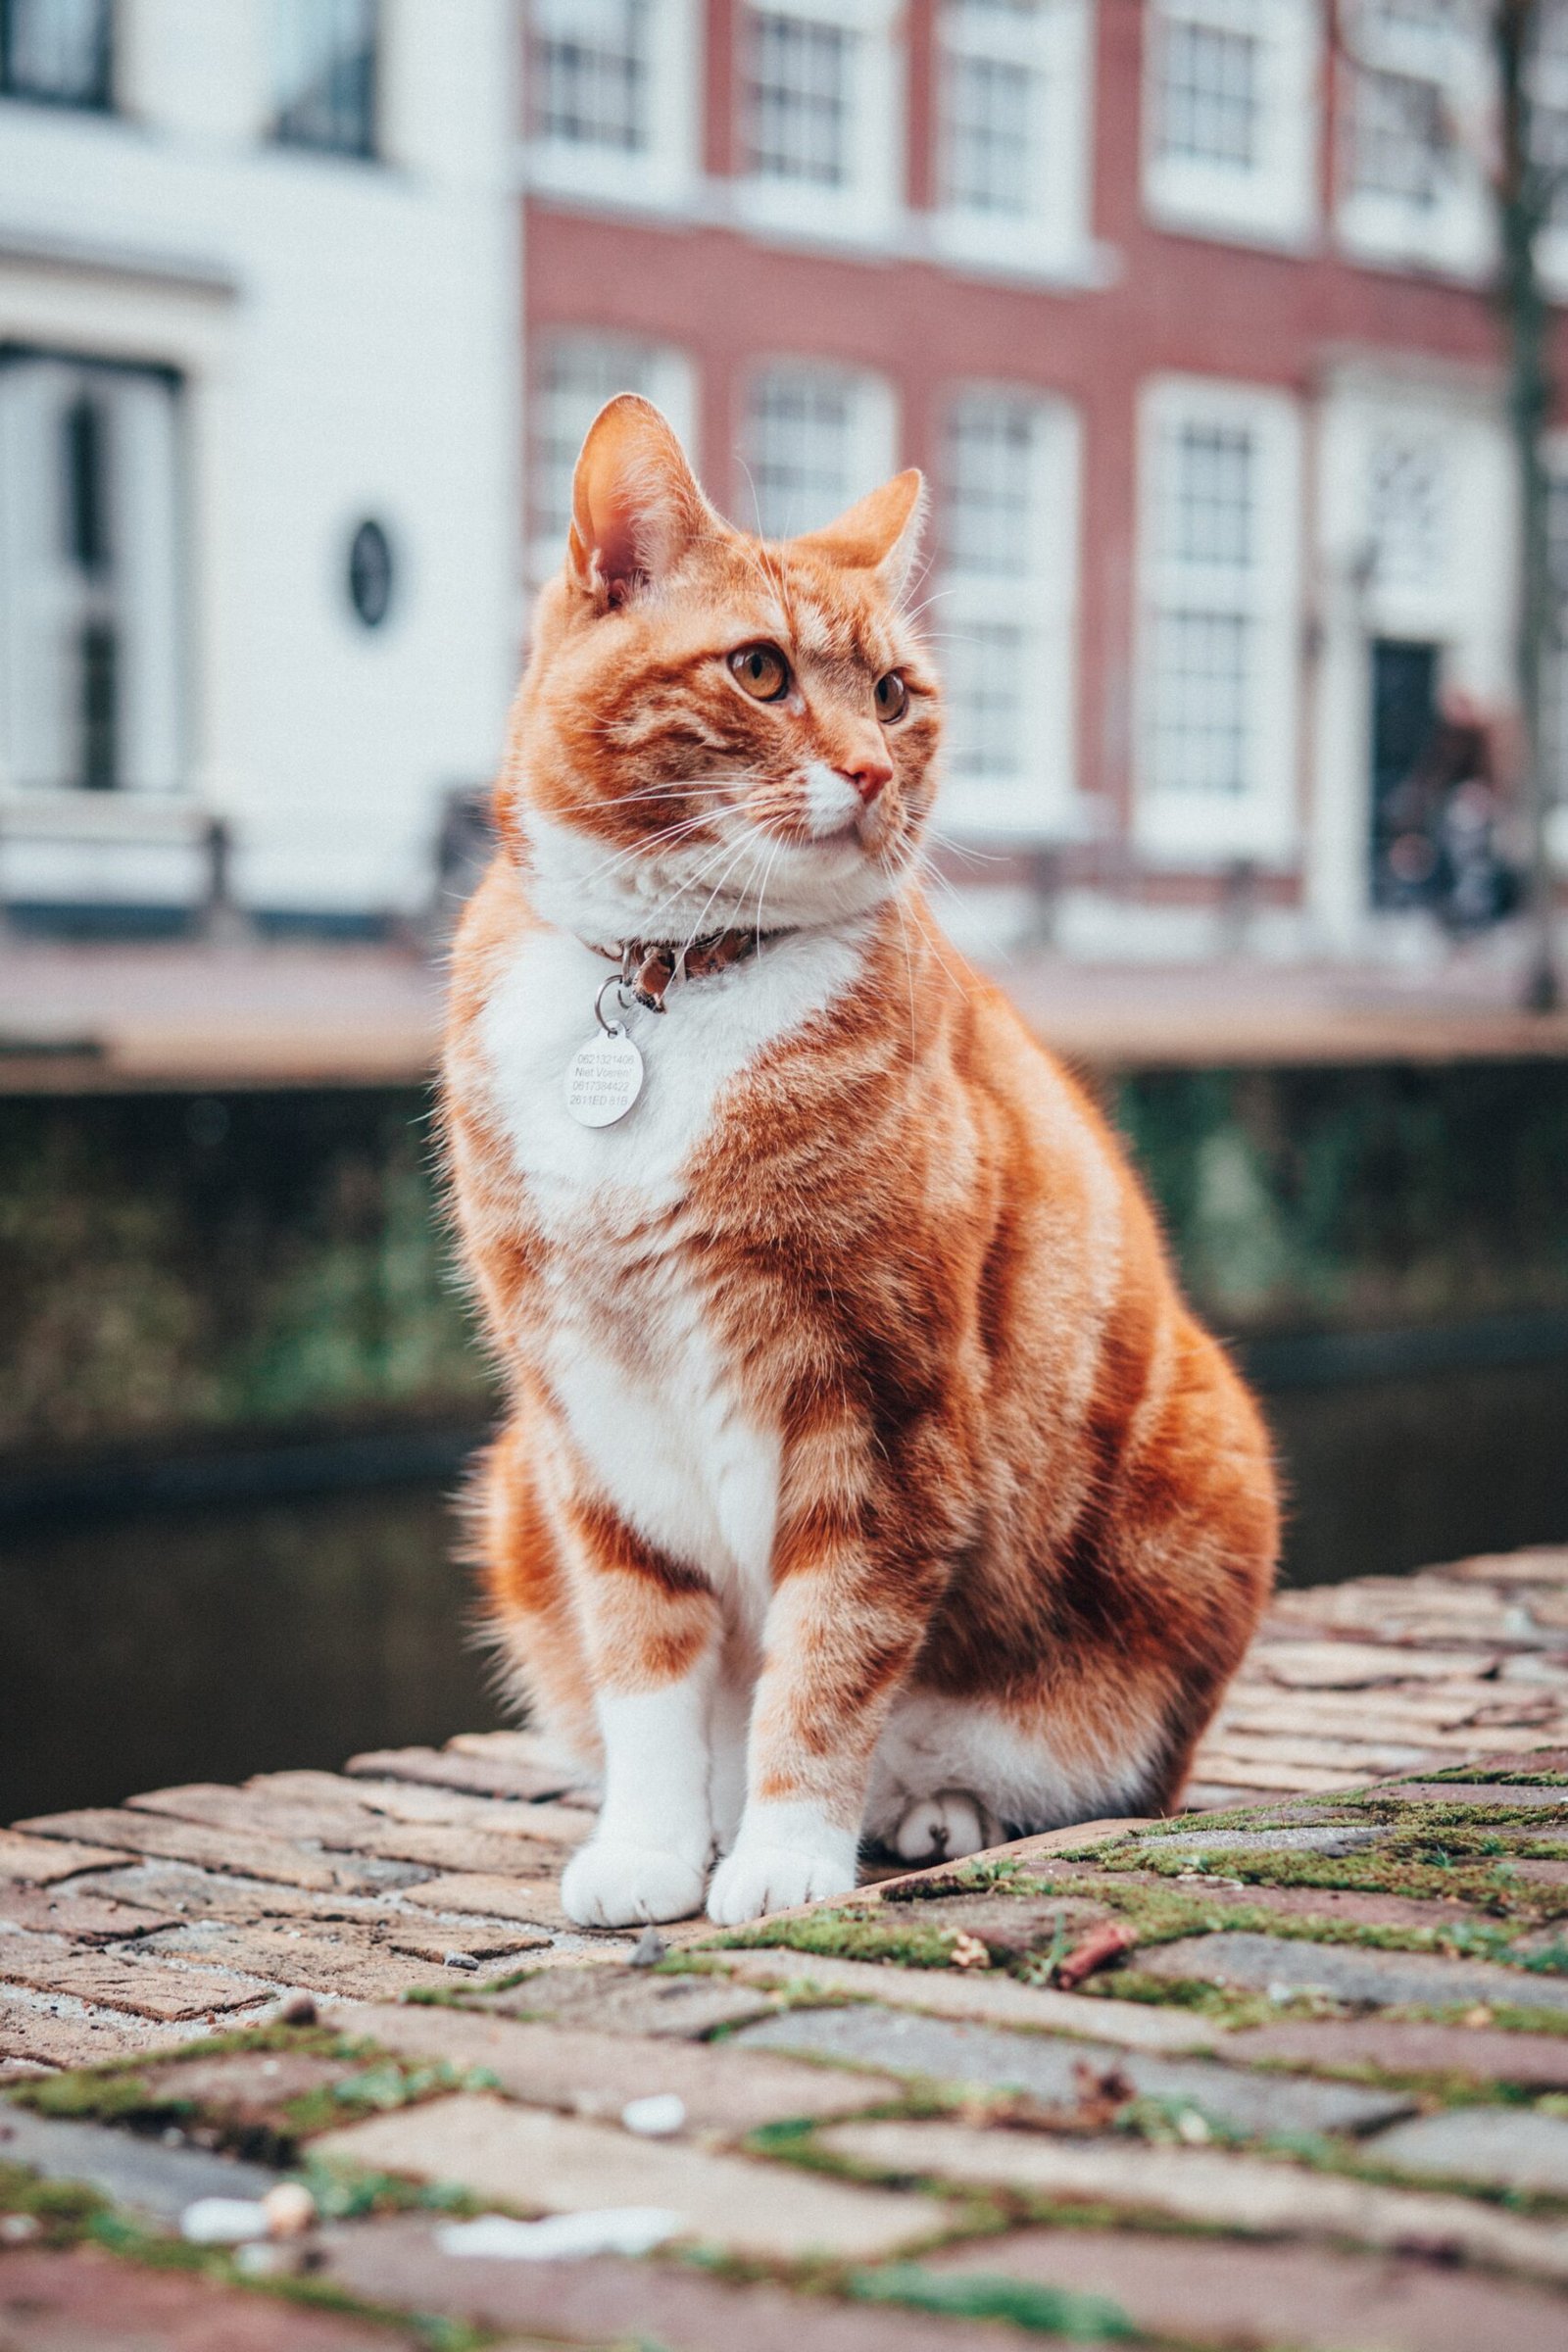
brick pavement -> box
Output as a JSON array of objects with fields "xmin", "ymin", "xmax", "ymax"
[{"xmin": 6, "ymin": 1544, "xmax": 1568, "ymax": 2346}]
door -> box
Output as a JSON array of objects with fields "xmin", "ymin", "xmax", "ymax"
[{"xmin": 1368, "ymin": 637, "xmax": 1441, "ymax": 909}]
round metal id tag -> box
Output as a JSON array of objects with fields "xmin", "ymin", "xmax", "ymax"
[{"xmin": 564, "ymin": 1021, "xmax": 644, "ymax": 1128}]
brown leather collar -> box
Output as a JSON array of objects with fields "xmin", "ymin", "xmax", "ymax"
[{"xmin": 586, "ymin": 929, "xmax": 778, "ymax": 1013}]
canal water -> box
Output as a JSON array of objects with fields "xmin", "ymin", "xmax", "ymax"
[{"xmin": 4, "ymin": 1354, "xmax": 1567, "ymax": 1826}]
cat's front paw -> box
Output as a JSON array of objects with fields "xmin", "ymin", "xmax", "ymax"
[
  {"xmin": 706, "ymin": 1839, "xmax": 856, "ymax": 1926},
  {"xmin": 561, "ymin": 1838, "xmax": 708, "ymax": 1928}
]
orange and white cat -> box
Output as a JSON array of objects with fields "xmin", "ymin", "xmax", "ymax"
[{"xmin": 442, "ymin": 395, "xmax": 1279, "ymax": 1928}]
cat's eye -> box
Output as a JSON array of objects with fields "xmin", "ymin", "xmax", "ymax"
[
  {"xmin": 875, "ymin": 670, "xmax": 909, "ymax": 725},
  {"xmin": 728, "ymin": 643, "xmax": 791, "ymax": 702}
]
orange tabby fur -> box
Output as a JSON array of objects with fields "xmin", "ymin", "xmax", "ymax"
[{"xmin": 442, "ymin": 396, "xmax": 1279, "ymax": 1927}]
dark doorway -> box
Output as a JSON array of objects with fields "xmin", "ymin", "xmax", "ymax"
[{"xmin": 1369, "ymin": 637, "xmax": 1441, "ymax": 908}]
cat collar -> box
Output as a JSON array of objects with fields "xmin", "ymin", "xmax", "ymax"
[{"xmin": 585, "ymin": 929, "xmax": 773, "ymax": 1014}]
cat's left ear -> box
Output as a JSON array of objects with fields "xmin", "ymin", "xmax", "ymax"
[
  {"xmin": 794, "ymin": 469, "xmax": 925, "ymax": 600},
  {"xmin": 567, "ymin": 394, "xmax": 716, "ymax": 607}
]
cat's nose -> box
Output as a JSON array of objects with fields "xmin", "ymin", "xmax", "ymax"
[{"xmin": 835, "ymin": 757, "xmax": 893, "ymax": 806}]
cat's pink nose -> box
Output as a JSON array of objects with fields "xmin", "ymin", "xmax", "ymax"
[{"xmin": 836, "ymin": 758, "xmax": 893, "ymax": 807}]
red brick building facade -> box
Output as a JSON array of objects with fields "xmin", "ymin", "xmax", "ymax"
[{"xmin": 520, "ymin": 0, "xmax": 1568, "ymax": 957}]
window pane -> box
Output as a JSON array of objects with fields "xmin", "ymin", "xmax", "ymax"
[
  {"xmin": 1159, "ymin": 16, "xmax": 1259, "ymax": 168},
  {"xmin": 745, "ymin": 10, "xmax": 853, "ymax": 186},
  {"xmin": 1, "ymin": 0, "xmax": 111, "ymax": 106},
  {"xmin": 1368, "ymin": 433, "xmax": 1445, "ymax": 587},
  {"xmin": 530, "ymin": 337, "xmax": 671, "ymax": 550},
  {"xmin": 1164, "ymin": 420, "xmax": 1254, "ymax": 569},
  {"xmin": 1150, "ymin": 608, "xmax": 1251, "ymax": 794},
  {"xmin": 61, "ymin": 391, "xmax": 112, "ymax": 576},
  {"xmin": 0, "ymin": 356, "xmax": 180, "ymax": 793},
  {"xmin": 742, "ymin": 368, "xmax": 858, "ymax": 535},
  {"xmin": 529, "ymin": 0, "xmax": 649, "ymax": 151},
  {"xmin": 945, "ymin": 622, "xmax": 1027, "ymax": 778},
  {"xmin": 945, "ymin": 51, "xmax": 1033, "ymax": 211},
  {"xmin": 943, "ymin": 397, "xmax": 1035, "ymax": 575},
  {"xmin": 274, "ymin": 0, "xmax": 377, "ymax": 156},
  {"xmin": 1349, "ymin": 66, "xmax": 1444, "ymax": 204},
  {"xmin": 939, "ymin": 0, "xmax": 1051, "ymax": 218}
]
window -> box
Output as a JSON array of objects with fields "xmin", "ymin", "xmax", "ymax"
[
  {"xmin": 273, "ymin": 0, "xmax": 377, "ymax": 158},
  {"xmin": 939, "ymin": 389, "xmax": 1080, "ymax": 832},
  {"xmin": 934, "ymin": 0, "xmax": 1093, "ymax": 268},
  {"xmin": 530, "ymin": 0, "xmax": 649, "ymax": 152},
  {"xmin": 0, "ymin": 0, "xmax": 111, "ymax": 108},
  {"xmin": 528, "ymin": 333, "xmax": 696, "ymax": 583},
  {"xmin": 0, "ymin": 355, "xmax": 182, "ymax": 795},
  {"xmin": 739, "ymin": 363, "xmax": 895, "ymax": 538},
  {"xmin": 1145, "ymin": 0, "xmax": 1317, "ymax": 245},
  {"xmin": 1136, "ymin": 380, "xmax": 1301, "ymax": 858},
  {"xmin": 1368, "ymin": 432, "xmax": 1446, "ymax": 589},
  {"xmin": 525, "ymin": 0, "xmax": 699, "ymax": 203},
  {"xmin": 737, "ymin": 2, "xmax": 901, "ymax": 238},
  {"xmin": 1338, "ymin": 0, "xmax": 1489, "ymax": 271}
]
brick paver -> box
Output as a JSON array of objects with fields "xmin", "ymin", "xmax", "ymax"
[
  {"xmin": 9, "ymin": 1544, "xmax": 1568, "ymax": 2347},
  {"xmin": 332, "ymin": 2000, "xmax": 905, "ymax": 2131},
  {"xmin": 311, "ymin": 2092, "xmax": 953, "ymax": 2259},
  {"xmin": 818, "ymin": 2119, "xmax": 1568, "ymax": 2282},
  {"xmin": 311, "ymin": 2216, "xmax": 1097, "ymax": 2352},
  {"xmin": 926, "ymin": 2228, "xmax": 1568, "ymax": 2352},
  {"xmin": 735, "ymin": 2003, "xmax": 1413, "ymax": 2136},
  {"xmin": 0, "ymin": 2246, "xmax": 423, "ymax": 2349},
  {"xmin": 1142, "ymin": 1930, "xmax": 1568, "ymax": 2013}
]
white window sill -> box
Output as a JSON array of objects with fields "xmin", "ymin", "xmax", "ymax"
[
  {"xmin": 920, "ymin": 213, "xmax": 1116, "ymax": 290},
  {"xmin": 1335, "ymin": 204, "xmax": 1493, "ymax": 286},
  {"xmin": 520, "ymin": 144, "xmax": 700, "ymax": 218},
  {"xmin": 1133, "ymin": 799, "xmax": 1299, "ymax": 865},
  {"xmin": 1144, "ymin": 187, "xmax": 1318, "ymax": 259},
  {"xmin": 515, "ymin": 151, "xmax": 1116, "ymax": 285},
  {"xmin": 939, "ymin": 789, "xmax": 1091, "ymax": 842}
]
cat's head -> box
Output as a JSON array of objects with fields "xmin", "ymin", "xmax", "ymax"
[{"xmin": 503, "ymin": 394, "xmax": 941, "ymax": 942}]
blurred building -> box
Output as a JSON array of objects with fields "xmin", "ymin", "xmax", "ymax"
[
  {"xmin": 522, "ymin": 0, "xmax": 1568, "ymax": 960},
  {"xmin": 0, "ymin": 0, "xmax": 517, "ymax": 931}
]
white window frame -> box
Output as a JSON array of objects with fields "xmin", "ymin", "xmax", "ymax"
[
  {"xmin": 1134, "ymin": 376, "xmax": 1302, "ymax": 862},
  {"xmin": 737, "ymin": 360, "xmax": 896, "ymax": 539},
  {"xmin": 1144, "ymin": 0, "xmax": 1319, "ymax": 249},
  {"xmin": 937, "ymin": 385, "xmax": 1081, "ymax": 838},
  {"xmin": 523, "ymin": 0, "xmax": 701, "ymax": 211},
  {"xmin": 0, "ymin": 351, "xmax": 184, "ymax": 798},
  {"xmin": 734, "ymin": 0, "xmax": 904, "ymax": 247},
  {"xmin": 527, "ymin": 330, "xmax": 697, "ymax": 585},
  {"xmin": 1336, "ymin": 0, "xmax": 1491, "ymax": 276},
  {"xmin": 930, "ymin": 0, "xmax": 1096, "ymax": 276}
]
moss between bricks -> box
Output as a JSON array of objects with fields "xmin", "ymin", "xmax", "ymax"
[
  {"xmin": 0, "ymin": 2152, "xmax": 490, "ymax": 2350},
  {"xmin": 6, "ymin": 2025, "xmax": 498, "ymax": 2165}
]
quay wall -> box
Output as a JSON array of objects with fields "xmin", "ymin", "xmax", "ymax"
[{"xmin": 3, "ymin": 1059, "xmax": 1566, "ymax": 1470}]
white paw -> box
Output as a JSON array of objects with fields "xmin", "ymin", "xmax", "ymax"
[
  {"xmin": 893, "ymin": 1789, "xmax": 1001, "ymax": 1864},
  {"xmin": 561, "ymin": 1838, "xmax": 708, "ymax": 1928},
  {"xmin": 706, "ymin": 1842, "xmax": 857, "ymax": 1927}
]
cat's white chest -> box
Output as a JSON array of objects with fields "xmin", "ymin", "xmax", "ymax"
[{"xmin": 479, "ymin": 922, "xmax": 861, "ymax": 1603}]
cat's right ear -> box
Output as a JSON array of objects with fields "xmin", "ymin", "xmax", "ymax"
[{"xmin": 566, "ymin": 395, "xmax": 713, "ymax": 608}]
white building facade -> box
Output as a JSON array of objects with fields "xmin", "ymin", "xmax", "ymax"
[{"xmin": 0, "ymin": 0, "xmax": 518, "ymax": 927}]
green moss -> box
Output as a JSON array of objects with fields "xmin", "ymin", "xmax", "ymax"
[
  {"xmin": 14, "ymin": 2070, "xmax": 164, "ymax": 2125},
  {"xmin": 714, "ymin": 1907, "xmax": 966, "ymax": 1970},
  {"xmin": 847, "ymin": 2263, "xmax": 1135, "ymax": 2338},
  {"xmin": 1098, "ymin": 1838, "xmax": 1568, "ymax": 1925},
  {"xmin": 0, "ymin": 2158, "xmax": 107, "ymax": 2240}
]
